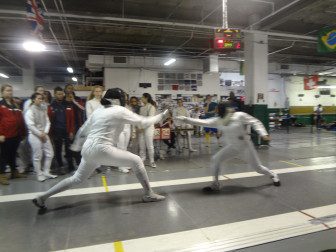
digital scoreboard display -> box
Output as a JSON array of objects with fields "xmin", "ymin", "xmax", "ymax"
[{"xmin": 213, "ymin": 28, "xmax": 242, "ymax": 50}]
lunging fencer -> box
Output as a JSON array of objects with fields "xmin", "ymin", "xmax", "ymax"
[
  {"xmin": 32, "ymin": 88, "xmax": 168, "ymax": 210},
  {"xmin": 175, "ymin": 103, "xmax": 280, "ymax": 192}
]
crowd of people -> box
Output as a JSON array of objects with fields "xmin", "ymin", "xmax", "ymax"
[{"xmin": 1, "ymin": 84, "xmax": 233, "ymax": 185}]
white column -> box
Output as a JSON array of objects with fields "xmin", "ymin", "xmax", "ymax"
[
  {"xmin": 244, "ymin": 33, "xmax": 268, "ymax": 105},
  {"xmin": 22, "ymin": 59, "xmax": 35, "ymax": 91}
]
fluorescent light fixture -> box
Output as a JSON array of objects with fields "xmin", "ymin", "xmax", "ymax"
[
  {"xmin": 317, "ymin": 86, "xmax": 336, "ymax": 89},
  {"xmin": 0, "ymin": 73, "xmax": 9, "ymax": 78},
  {"xmin": 22, "ymin": 40, "xmax": 46, "ymax": 52},
  {"xmin": 67, "ymin": 67, "xmax": 74, "ymax": 73},
  {"xmin": 318, "ymin": 71, "xmax": 333, "ymax": 75},
  {"xmin": 72, "ymin": 77, "xmax": 78, "ymax": 82},
  {"xmin": 164, "ymin": 58, "xmax": 176, "ymax": 66}
]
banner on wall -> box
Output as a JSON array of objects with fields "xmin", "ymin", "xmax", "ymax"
[
  {"xmin": 317, "ymin": 27, "xmax": 336, "ymax": 53},
  {"xmin": 303, "ymin": 75, "xmax": 318, "ymax": 90}
]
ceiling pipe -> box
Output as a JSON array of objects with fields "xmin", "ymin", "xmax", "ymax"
[
  {"xmin": 165, "ymin": 0, "xmax": 184, "ymax": 20},
  {"xmin": 268, "ymin": 28, "xmax": 324, "ymax": 56},
  {"xmin": 251, "ymin": 0, "xmax": 275, "ymax": 12},
  {"xmin": 58, "ymin": 0, "xmax": 78, "ymax": 60},
  {"xmin": 0, "ymin": 9, "xmax": 317, "ymax": 41},
  {"xmin": 268, "ymin": 42, "xmax": 295, "ymax": 55},
  {"xmin": 54, "ymin": 0, "xmax": 79, "ymax": 66},
  {"xmin": 247, "ymin": 0, "xmax": 301, "ymax": 29},
  {"xmin": 40, "ymin": 0, "xmax": 71, "ymax": 67},
  {"xmin": 0, "ymin": 54, "xmax": 23, "ymax": 71},
  {"xmin": 169, "ymin": 31, "xmax": 194, "ymax": 56}
]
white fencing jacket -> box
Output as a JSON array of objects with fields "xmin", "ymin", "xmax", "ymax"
[
  {"xmin": 72, "ymin": 105, "xmax": 167, "ymax": 151},
  {"xmin": 177, "ymin": 112, "xmax": 268, "ymax": 149},
  {"xmin": 24, "ymin": 104, "xmax": 50, "ymax": 136}
]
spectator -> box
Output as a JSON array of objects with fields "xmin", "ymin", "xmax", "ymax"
[
  {"xmin": 50, "ymin": 87, "xmax": 77, "ymax": 174},
  {"xmin": 64, "ymin": 84, "xmax": 85, "ymax": 129},
  {"xmin": 173, "ymin": 99, "xmax": 196, "ymax": 152},
  {"xmin": 129, "ymin": 96, "xmax": 140, "ymax": 114},
  {"xmin": 314, "ymin": 104, "xmax": 323, "ymax": 130},
  {"xmin": 203, "ymin": 95, "xmax": 221, "ymax": 146},
  {"xmin": 85, "ymin": 85, "xmax": 103, "ymax": 118},
  {"xmin": 139, "ymin": 93, "xmax": 157, "ymax": 168},
  {"xmin": 23, "ymin": 85, "xmax": 45, "ymax": 114},
  {"xmin": 162, "ymin": 111, "xmax": 176, "ymax": 153},
  {"xmin": 204, "ymin": 94, "xmax": 217, "ymax": 118},
  {"xmin": 13, "ymin": 97, "xmax": 24, "ymax": 110},
  {"xmin": 44, "ymin": 90, "xmax": 53, "ymax": 118},
  {"xmin": 19, "ymin": 86, "xmax": 46, "ymax": 172},
  {"xmin": 228, "ymin": 91, "xmax": 243, "ymax": 111},
  {"xmin": 24, "ymin": 93, "xmax": 56, "ymax": 182},
  {"xmin": 44, "ymin": 90, "xmax": 52, "ymax": 104},
  {"xmin": 0, "ymin": 84, "xmax": 26, "ymax": 185}
]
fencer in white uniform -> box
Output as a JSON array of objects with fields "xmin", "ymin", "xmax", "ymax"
[
  {"xmin": 19, "ymin": 86, "xmax": 46, "ymax": 172},
  {"xmin": 32, "ymin": 88, "xmax": 168, "ymax": 209},
  {"xmin": 138, "ymin": 94, "xmax": 157, "ymax": 168},
  {"xmin": 24, "ymin": 93, "xmax": 56, "ymax": 182},
  {"xmin": 175, "ymin": 103, "xmax": 280, "ymax": 191},
  {"xmin": 173, "ymin": 99, "xmax": 197, "ymax": 152}
]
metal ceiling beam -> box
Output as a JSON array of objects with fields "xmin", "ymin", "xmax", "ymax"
[
  {"xmin": 0, "ymin": 53, "xmax": 23, "ymax": 71},
  {"xmin": 0, "ymin": 9, "xmax": 317, "ymax": 41},
  {"xmin": 250, "ymin": 0, "xmax": 274, "ymax": 12},
  {"xmin": 251, "ymin": 0, "xmax": 320, "ymax": 30}
]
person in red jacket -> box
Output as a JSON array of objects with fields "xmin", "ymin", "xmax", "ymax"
[{"xmin": 0, "ymin": 84, "xmax": 27, "ymax": 185}]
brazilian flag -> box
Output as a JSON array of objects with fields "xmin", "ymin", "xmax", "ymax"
[{"xmin": 317, "ymin": 27, "xmax": 336, "ymax": 53}]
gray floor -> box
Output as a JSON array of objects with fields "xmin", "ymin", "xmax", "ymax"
[{"xmin": 0, "ymin": 128, "xmax": 335, "ymax": 252}]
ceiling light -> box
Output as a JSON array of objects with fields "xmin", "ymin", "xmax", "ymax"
[
  {"xmin": 0, "ymin": 73, "xmax": 9, "ymax": 78},
  {"xmin": 164, "ymin": 58, "xmax": 176, "ymax": 66},
  {"xmin": 67, "ymin": 67, "xmax": 74, "ymax": 73},
  {"xmin": 72, "ymin": 77, "xmax": 78, "ymax": 82},
  {"xmin": 317, "ymin": 86, "xmax": 336, "ymax": 89},
  {"xmin": 22, "ymin": 40, "xmax": 46, "ymax": 52},
  {"xmin": 318, "ymin": 71, "xmax": 333, "ymax": 75}
]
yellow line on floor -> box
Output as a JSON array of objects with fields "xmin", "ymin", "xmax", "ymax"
[
  {"xmin": 114, "ymin": 241, "xmax": 124, "ymax": 252},
  {"xmin": 280, "ymin": 160, "xmax": 304, "ymax": 167},
  {"xmin": 101, "ymin": 175, "xmax": 109, "ymax": 192}
]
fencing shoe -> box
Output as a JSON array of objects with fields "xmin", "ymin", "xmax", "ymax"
[
  {"xmin": 272, "ymin": 175, "xmax": 281, "ymax": 186},
  {"xmin": 203, "ymin": 181, "xmax": 221, "ymax": 192},
  {"xmin": 142, "ymin": 193, "xmax": 165, "ymax": 202},
  {"xmin": 32, "ymin": 197, "xmax": 46, "ymax": 209}
]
